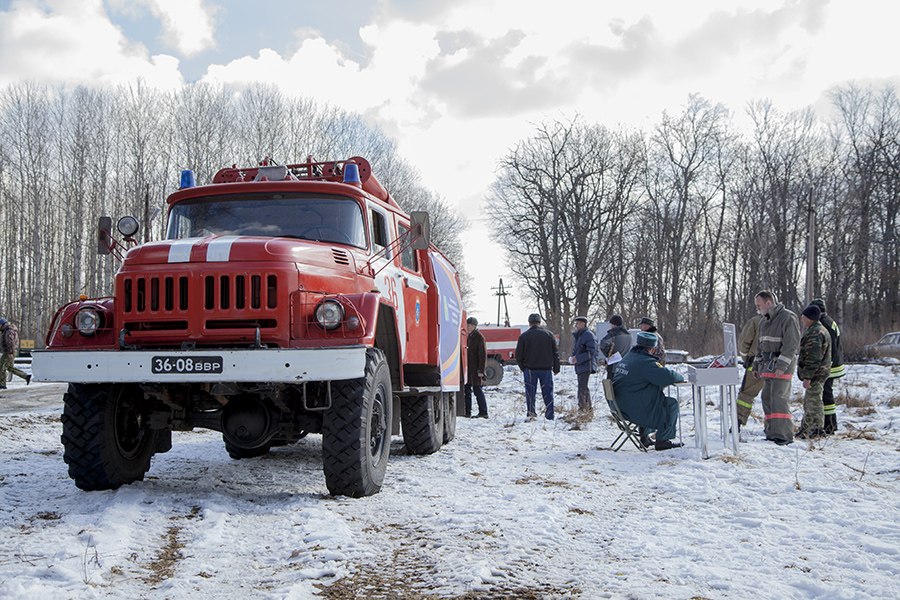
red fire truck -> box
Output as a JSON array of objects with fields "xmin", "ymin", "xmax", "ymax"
[
  {"xmin": 32, "ymin": 157, "xmax": 465, "ymax": 497},
  {"xmin": 479, "ymin": 326, "xmax": 521, "ymax": 385}
]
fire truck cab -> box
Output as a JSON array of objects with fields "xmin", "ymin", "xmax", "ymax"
[{"xmin": 32, "ymin": 156, "xmax": 465, "ymax": 497}]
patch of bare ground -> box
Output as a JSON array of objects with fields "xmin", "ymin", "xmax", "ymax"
[{"xmin": 142, "ymin": 506, "xmax": 201, "ymax": 585}]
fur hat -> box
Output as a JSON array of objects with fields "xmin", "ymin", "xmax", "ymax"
[
  {"xmin": 802, "ymin": 305, "xmax": 821, "ymax": 321},
  {"xmin": 637, "ymin": 331, "xmax": 658, "ymax": 348},
  {"xmin": 609, "ymin": 314, "xmax": 623, "ymax": 327},
  {"xmin": 528, "ymin": 313, "xmax": 542, "ymax": 324}
]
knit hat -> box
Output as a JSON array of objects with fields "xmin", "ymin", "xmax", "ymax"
[
  {"xmin": 0, "ymin": 317, "xmax": 7, "ymax": 327},
  {"xmin": 609, "ymin": 314, "xmax": 623, "ymax": 327},
  {"xmin": 466, "ymin": 316, "xmax": 478, "ymax": 326},
  {"xmin": 528, "ymin": 313, "xmax": 542, "ymax": 324},
  {"xmin": 637, "ymin": 331, "xmax": 658, "ymax": 348},
  {"xmin": 802, "ymin": 305, "xmax": 821, "ymax": 321},
  {"xmin": 638, "ymin": 316, "xmax": 655, "ymax": 327},
  {"xmin": 573, "ymin": 316, "xmax": 588, "ymax": 324},
  {"xmin": 810, "ymin": 298, "xmax": 826, "ymax": 313}
]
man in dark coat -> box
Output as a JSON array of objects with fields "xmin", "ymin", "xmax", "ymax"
[
  {"xmin": 612, "ymin": 332, "xmax": 685, "ymax": 450},
  {"xmin": 568, "ymin": 316, "xmax": 597, "ymax": 417},
  {"xmin": 465, "ymin": 317, "xmax": 488, "ymax": 418},
  {"xmin": 598, "ymin": 314, "xmax": 632, "ymax": 379},
  {"xmin": 810, "ymin": 298, "xmax": 844, "ymax": 434},
  {"xmin": 515, "ymin": 313, "xmax": 560, "ymax": 420}
]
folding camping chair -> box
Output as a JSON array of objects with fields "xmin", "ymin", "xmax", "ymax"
[{"xmin": 602, "ymin": 379, "xmax": 647, "ymax": 452}]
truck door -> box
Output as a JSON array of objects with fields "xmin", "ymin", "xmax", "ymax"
[
  {"xmin": 397, "ymin": 220, "xmax": 429, "ymax": 364},
  {"xmin": 369, "ymin": 204, "xmax": 407, "ymax": 360}
]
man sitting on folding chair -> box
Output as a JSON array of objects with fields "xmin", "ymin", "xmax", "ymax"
[{"xmin": 612, "ymin": 332, "xmax": 685, "ymax": 451}]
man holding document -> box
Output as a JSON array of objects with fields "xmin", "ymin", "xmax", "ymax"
[{"xmin": 598, "ymin": 314, "xmax": 632, "ymax": 378}]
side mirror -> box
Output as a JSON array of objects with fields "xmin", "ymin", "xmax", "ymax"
[
  {"xmin": 410, "ymin": 211, "xmax": 430, "ymax": 249},
  {"xmin": 98, "ymin": 216, "xmax": 113, "ymax": 255}
]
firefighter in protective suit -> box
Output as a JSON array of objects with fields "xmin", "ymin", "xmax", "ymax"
[
  {"xmin": 736, "ymin": 312, "xmax": 764, "ymax": 428},
  {"xmin": 0, "ymin": 317, "xmax": 31, "ymax": 387},
  {"xmin": 753, "ymin": 291, "xmax": 800, "ymax": 445}
]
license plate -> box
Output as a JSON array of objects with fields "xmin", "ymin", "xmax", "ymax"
[{"xmin": 151, "ymin": 356, "xmax": 223, "ymax": 374}]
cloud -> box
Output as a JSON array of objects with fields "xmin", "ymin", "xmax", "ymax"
[
  {"xmin": 419, "ymin": 30, "xmax": 576, "ymax": 117},
  {"xmin": 109, "ymin": 0, "xmax": 218, "ymax": 57},
  {"xmin": 0, "ymin": 0, "xmax": 183, "ymax": 89}
]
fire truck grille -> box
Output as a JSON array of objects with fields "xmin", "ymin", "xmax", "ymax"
[
  {"xmin": 123, "ymin": 275, "xmax": 189, "ymax": 313},
  {"xmin": 203, "ymin": 274, "xmax": 278, "ymax": 311}
]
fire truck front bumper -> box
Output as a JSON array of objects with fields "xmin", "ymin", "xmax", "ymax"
[{"xmin": 30, "ymin": 347, "xmax": 367, "ymax": 384}]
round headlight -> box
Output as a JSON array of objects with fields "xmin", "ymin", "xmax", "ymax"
[
  {"xmin": 75, "ymin": 308, "xmax": 102, "ymax": 336},
  {"xmin": 315, "ymin": 300, "xmax": 344, "ymax": 330},
  {"xmin": 117, "ymin": 215, "xmax": 139, "ymax": 237}
]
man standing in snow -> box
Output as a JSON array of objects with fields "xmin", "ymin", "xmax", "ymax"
[
  {"xmin": 736, "ymin": 311, "xmax": 764, "ymax": 429},
  {"xmin": 568, "ymin": 316, "xmax": 596, "ymax": 418},
  {"xmin": 796, "ymin": 305, "xmax": 831, "ymax": 439},
  {"xmin": 753, "ymin": 291, "xmax": 801, "ymax": 446},
  {"xmin": 809, "ymin": 298, "xmax": 844, "ymax": 434},
  {"xmin": 464, "ymin": 317, "xmax": 489, "ymax": 418},
  {"xmin": 0, "ymin": 317, "xmax": 30, "ymax": 388},
  {"xmin": 598, "ymin": 315, "xmax": 631, "ymax": 379},
  {"xmin": 612, "ymin": 331, "xmax": 685, "ymax": 450},
  {"xmin": 516, "ymin": 313, "xmax": 560, "ymax": 421}
]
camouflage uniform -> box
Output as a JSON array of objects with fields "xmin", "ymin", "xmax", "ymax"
[
  {"xmin": 0, "ymin": 320, "xmax": 29, "ymax": 388},
  {"xmin": 736, "ymin": 314, "xmax": 764, "ymax": 426},
  {"xmin": 797, "ymin": 321, "xmax": 831, "ymax": 434},
  {"xmin": 755, "ymin": 304, "xmax": 801, "ymax": 443}
]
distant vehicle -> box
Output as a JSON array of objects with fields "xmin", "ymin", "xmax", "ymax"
[
  {"xmin": 864, "ymin": 332, "xmax": 900, "ymax": 359},
  {"xmin": 479, "ymin": 325, "xmax": 522, "ymax": 386}
]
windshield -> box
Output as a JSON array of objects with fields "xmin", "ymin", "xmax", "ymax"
[{"xmin": 166, "ymin": 193, "xmax": 367, "ymax": 248}]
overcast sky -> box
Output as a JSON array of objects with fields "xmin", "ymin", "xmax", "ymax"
[{"xmin": 2, "ymin": 0, "xmax": 898, "ymax": 325}]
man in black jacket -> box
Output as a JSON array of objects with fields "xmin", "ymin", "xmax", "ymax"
[
  {"xmin": 515, "ymin": 313, "xmax": 560, "ymax": 420},
  {"xmin": 465, "ymin": 317, "xmax": 489, "ymax": 418},
  {"xmin": 810, "ymin": 298, "xmax": 845, "ymax": 434}
]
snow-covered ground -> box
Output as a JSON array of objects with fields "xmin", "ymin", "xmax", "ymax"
[{"xmin": 1, "ymin": 363, "xmax": 898, "ymax": 599}]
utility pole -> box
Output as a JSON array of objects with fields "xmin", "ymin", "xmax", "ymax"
[
  {"xmin": 491, "ymin": 278, "xmax": 511, "ymax": 327},
  {"xmin": 805, "ymin": 192, "xmax": 816, "ymax": 304}
]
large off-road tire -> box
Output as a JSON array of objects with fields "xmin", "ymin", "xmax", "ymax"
[
  {"xmin": 322, "ymin": 348, "xmax": 392, "ymax": 497},
  {"xmin": 442, "ymin": 392, "xmax": 457, "ymax": 444},
  {"xmin": 61, "ymin": 383, "xmax": 158, "ymax": 491},
  {"xmin": 223, "ymin": 437, "xmax": 272, "ymax": 459},
  {"xmin": 483, "ymin": 357, "xmax": 504, "ymax": 386},
  {"xmin": 402, "ymin": 393, "xmax": 444, "ymax": 455}
]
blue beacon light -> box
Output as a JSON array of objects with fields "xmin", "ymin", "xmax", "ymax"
[
  {"xmin": 343, "ymin": 162, "xmax": 361, "ymax": 185},
  {"xmin": 180, "ymin": 169, "xmax": 196, "ymax": 189}
]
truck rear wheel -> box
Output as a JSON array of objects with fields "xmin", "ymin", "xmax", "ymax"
[
  {"xmin": 442, "ymin": 392, "xmax": 457, "ymax": 444},
  {"xmin": 322, "ymin": 348, "xmax": 392, "ymax": 497},
  {"xmin": 483, "ymin": 357, "xmax": 504, "ymax": 386},
  {"xmin": 402, "ymin": 393, "xmax": 444, "ymax": 455},
  {"xmin": 223, "ymin": 438, "xmax": 272, "ymax": 459},
  {"xmin": 61, "ymin": 383, "xmax": 158, "ymax": 491}
]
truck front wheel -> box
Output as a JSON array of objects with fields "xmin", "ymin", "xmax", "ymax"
[
  {"xmin": 61, "ymin": 383, "xmax": 158, "ymax": 491},
  {"xmin": 322, "ymin": 348, "xmax": 392, "ymax": 497},
  {"xmin": 483, "ymin": 357, "xmax": 504, "ymax": 386}
]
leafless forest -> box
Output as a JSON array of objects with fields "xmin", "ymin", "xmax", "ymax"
[
  {"xmin": 1, "ymin": 81, "xmax": 897, "ymax": 355},
  {"xmin": 488, "ymin": 85, "xmax": 899, "ymax": 354},
  {"xmin": 0, "ymin": 82, "xmax": 466, "ymax": 346}
]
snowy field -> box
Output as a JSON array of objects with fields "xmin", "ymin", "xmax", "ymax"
[{"xmin": 1, "ymin": 362, "xmax": 898, "ymax": 600}]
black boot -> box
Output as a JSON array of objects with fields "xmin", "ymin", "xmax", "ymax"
[
  {"xmin": 823, "ymin": 414, "xmax": 837, "ymax": 434},
  {"xmin": 654, "ymin": 439, "xmax": 684, "ymax": 451}
]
